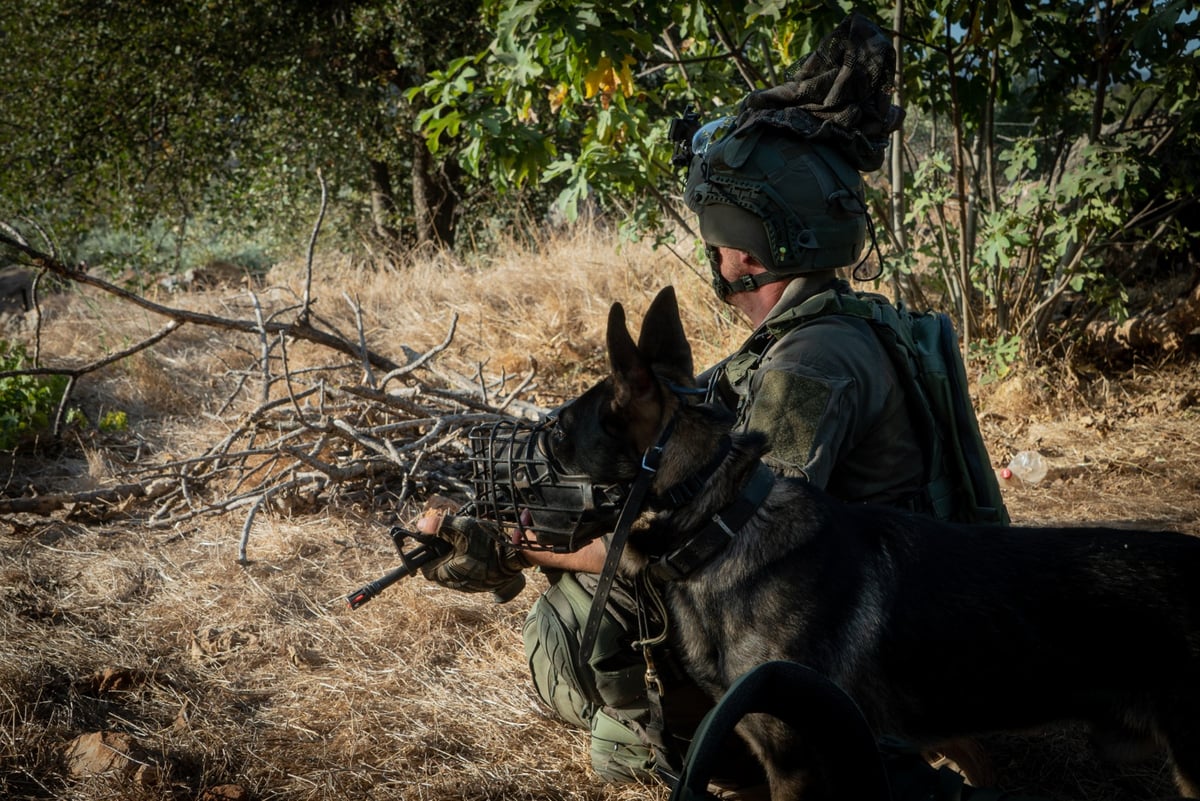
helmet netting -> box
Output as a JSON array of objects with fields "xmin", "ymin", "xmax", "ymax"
[{"xmin": 736, "ymin": 12, "xmax": 905, "ymax": 172}]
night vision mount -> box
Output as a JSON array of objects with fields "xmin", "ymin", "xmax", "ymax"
[{"xmin": 668, "ymin": 105, "xmax": 702, "ymax": 169}]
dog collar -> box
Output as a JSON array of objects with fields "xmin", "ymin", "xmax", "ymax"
[{"xmin": 648, "ymin": 461, "xmax": 776, "ymax": 582}]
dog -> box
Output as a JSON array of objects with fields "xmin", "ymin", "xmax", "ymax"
[{"xmin": 546, "ymin": 286, "xmax": 1200, "ymax": 800}]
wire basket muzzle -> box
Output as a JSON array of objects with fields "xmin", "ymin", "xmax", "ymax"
[{"xmin": 467, "ymin": 419, "xmax": 627, "ymax": 552}]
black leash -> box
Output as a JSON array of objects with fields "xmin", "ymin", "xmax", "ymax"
[{"xmin": 577, "ymin": 417, "xmax": 675, "ymax": 665}]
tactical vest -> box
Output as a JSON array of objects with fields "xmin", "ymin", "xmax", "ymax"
[{"xmin": 719, "ymin": 288, "xmax": 1009, "ymax": 526}]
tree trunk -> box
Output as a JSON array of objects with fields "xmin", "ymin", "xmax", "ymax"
[
  {"xmin": 411, "ymin": 137, "xmax": 459, "ymax": 248},
  {"xmin": 945, "ymin": 32, "xmax": 973, "ymax": 348},
  {"xmin": 889, "ymin": 0, "xmax": 907, "ymax": 306},
  {"xmin": 367, "ymin": 158, "xmax": 399, "ymax": 242}
]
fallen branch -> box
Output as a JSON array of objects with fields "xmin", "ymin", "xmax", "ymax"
[
  {"xmin": 0, "ymin": 231, "xmax": 404, "ymax": 373},
  {"xmin": 0, "ymin": 214, "xmax": 548, "ymax": 566},
  {"xmin": 1, "ymin": 320, "xmax": 184, "ymax": 435},
  {"xmin": 0, "ymin": 320, "xmax": 182, "ymax": 381},
  {"xmin": 0, "ymin": 478, "xmax": 176, "ymax": 516},
  {"xmin": 1083, "ymin": 279, "xmax": 1200, "ymax": 360},
  {"xmin": 298, "ymin": 168, "xmax": 327, "ymax": 327}
]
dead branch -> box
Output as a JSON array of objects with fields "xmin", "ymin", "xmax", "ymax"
[
  {"xmin": 343, "ymin": 291, "xmax": 375, "ymax": 388},
  {"xmin": 0, "ymin": 231, "xmax": 404, "ymax": 373},
  {"xmin": 0, "ymin": 320, "xmax": 183, "ymax": 382},
  {"xmin": 0, "ymin": 219, "xmax": 548, "ymax": 566},
  {"xmin": 249, "ymin": 292, "xmax": 273, "ymax": 404},
  {"xmin": 1083, "ymin": 279, "xmax": 1200, "ymax": 360},
  {"xmin": 298, "ymin": 168, "xmax": 327, "ymax": 327},
  {"xmin": 379, "ymin": 314, "xmax": 459, "ymax": 388},
  {"xmin": 0, "ymin": 478, "xmax": 176, "ymax": 516},
  {"xmin": 0, "ymin": 319, "xmax": 184, "ymax": 437}
]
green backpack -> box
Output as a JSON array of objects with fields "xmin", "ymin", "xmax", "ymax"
[{"xmin": 766, "ymin": 289, "xmax": 1010, "ymax": 526}]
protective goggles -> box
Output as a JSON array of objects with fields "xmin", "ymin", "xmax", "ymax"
[{"xmin": 690, "ymin": 115, "xmax": 736, "ymax": 158}]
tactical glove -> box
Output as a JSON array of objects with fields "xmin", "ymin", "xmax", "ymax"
[{"xmin": 420, "ymin": 515, "xmax": 528, "ymax": 603}]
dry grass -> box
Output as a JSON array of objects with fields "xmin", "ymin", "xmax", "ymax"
[{"xmin": 2, "ymin": 228, "xmax": 1199, "ymax": 801}]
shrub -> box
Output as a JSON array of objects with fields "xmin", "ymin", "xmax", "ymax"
[{"xmin": 0, "ymin": 341, "xmax": 68, "ymax": 449}]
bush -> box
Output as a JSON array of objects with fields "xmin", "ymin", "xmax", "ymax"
[{"xmin": 0, "ymin": 341, "xmax": 68, "ymax": 449}]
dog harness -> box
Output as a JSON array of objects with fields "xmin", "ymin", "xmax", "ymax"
[{"xmin": 578, "ymin": 419, "xmax": 777, "ymax": 662}]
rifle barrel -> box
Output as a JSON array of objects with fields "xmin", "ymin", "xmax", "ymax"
[{"xmin": 345, "ymin": 536, "xmax": 451, "ymax": 610}]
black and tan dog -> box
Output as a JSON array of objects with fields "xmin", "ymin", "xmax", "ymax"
[{"xmin": 548, "ymin": 286, "xmax": 1200, "ymax": 800}]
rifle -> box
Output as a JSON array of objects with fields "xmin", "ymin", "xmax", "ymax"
[{"xmin": 345, "ymin": 526, "xmax": 454, "ymax": 610}]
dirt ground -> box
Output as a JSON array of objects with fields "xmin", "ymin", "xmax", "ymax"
[
  {"xmin": 967, "ymin": 359, "xmax": 1200, "ymax": 800},
  {"xmin": 2, "ymin": 249, "xmax": 1199, "ymax": 801}
]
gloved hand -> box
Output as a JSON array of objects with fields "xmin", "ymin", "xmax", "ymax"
[{"xmin": 418, "ymin": 514, "xmax": 529, "ymax": 603}]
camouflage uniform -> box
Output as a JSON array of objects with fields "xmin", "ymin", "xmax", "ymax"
[{"xmin": 705, "ymin": 274, "xmax": 925, "ymax": 504}]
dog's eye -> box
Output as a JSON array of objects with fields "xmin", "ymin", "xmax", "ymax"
[
  {"xmin": 550, "ymin": 418, "xmax": 566, "ymax": 443},
  {"xmin": 599, "ymin": 409, "xmax": 625, "ymax": 439}
]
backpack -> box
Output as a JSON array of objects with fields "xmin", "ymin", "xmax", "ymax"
[{"xmin": 766, "ymin": 288, "xmax": 1010, "ymax": 526}]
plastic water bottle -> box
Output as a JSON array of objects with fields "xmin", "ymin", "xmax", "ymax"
[{"xmin": 1002, "ymin": 451, "xmax": 1048, "ymax": 484}]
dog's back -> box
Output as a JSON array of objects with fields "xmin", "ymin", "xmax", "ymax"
[
  {"xmin": 862, "ymin": 509, "xmax": 1199, "ymax": 740},
  {"xmin": 672, "ymin": 475, "xmax": 1200, "ymax": 796}
]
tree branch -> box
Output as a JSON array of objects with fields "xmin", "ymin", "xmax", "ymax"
[
  {"xmin": 299, "ymin": 168, "xmax": 327, "ymax": 326},
  {"xmin": 0, "ymin": 232, "xmax": 404, "ymax": 373},
  {"xmin": 0, "ymin": 478, "xmax": 176, "ymax": 516}
]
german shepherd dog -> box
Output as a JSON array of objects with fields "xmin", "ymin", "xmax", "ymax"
[{"xmin": 547, "ymin": 286, "xmax": 1200, "ymax": 800}]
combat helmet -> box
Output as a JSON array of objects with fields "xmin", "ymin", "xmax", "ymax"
[
  {"xmin": 678, "ymin": 12, "xmax": 904, "ymax": 300},
  {"xmin": 684, "ymin": 121, "xmax": 868, "ymax": 299}
]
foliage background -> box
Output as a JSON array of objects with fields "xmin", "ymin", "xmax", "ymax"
[{"xmin": 3, "ymin": 1, "xmax": 1198, "ymax": 363}]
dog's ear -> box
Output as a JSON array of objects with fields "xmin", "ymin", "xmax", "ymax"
[
  {"xmin": 606, "ymin": 300, "xmax": 656, "ymax": 410},
  {"xmin": 637, "ymin": 286, "xmax": 694, "ymax": 387}
]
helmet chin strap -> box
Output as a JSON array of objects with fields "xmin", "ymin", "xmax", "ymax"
[
  {"xmin": 711, "ymin": 267, "xmax": 790, "ymax": 302},
  {"xmin": 707, "ymin": 244, "xmax": 792, "ymax": 301}
]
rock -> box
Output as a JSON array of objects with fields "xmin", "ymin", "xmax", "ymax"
[
  {"xmin": 200, "ymin": 784, "xmax": 250, "ymax": 801},
  {"xmin": 65, "ymin": 731, "xmax": 144, "ymax": 778}
]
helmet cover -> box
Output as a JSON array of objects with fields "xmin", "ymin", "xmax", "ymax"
[
  {"xmin": 685, "ymin": 130, "xmax": 868, "ymax": 280},
  {"xmin": 681, "ymin": 12, "xmax": 904, "ymax": 297}
]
